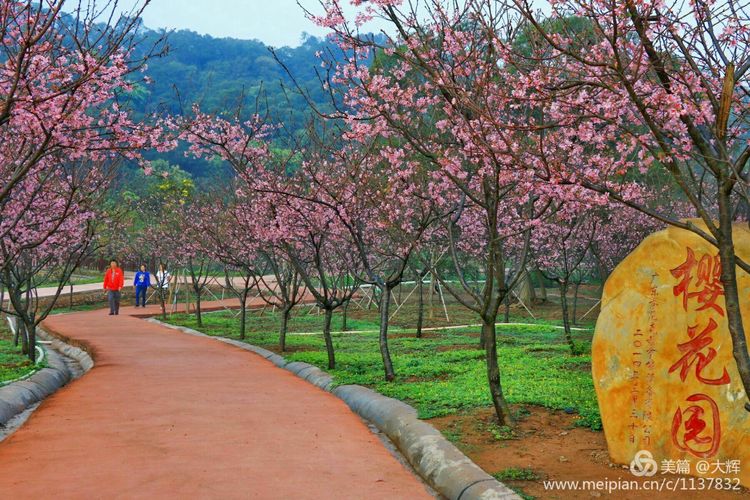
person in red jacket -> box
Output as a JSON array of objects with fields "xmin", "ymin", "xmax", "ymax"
[{"xmin": 103, "ymin": 259, "xmax": 125, "ymax": 315}]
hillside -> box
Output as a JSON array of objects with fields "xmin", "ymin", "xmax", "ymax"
[{"xmin": 129, "ymin": 29, "xmax": 341, "ymax": 181}]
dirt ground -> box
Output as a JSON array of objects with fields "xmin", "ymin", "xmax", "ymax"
[{"xmin": 430, "ymin": 405, "xmax": 747, "ymax": 499}]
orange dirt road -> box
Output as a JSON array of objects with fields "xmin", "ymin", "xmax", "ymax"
[{"xmin": 0, "ymin": 305, "xmax": 432, "ymax": 499}]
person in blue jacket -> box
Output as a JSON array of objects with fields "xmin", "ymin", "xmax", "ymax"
[{"xmin": 134, "ymin": 264, "xmax": 151, "ymax": 307}]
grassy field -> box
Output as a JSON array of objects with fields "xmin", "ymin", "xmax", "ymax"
[
  {"xmin": 165, "ymin": 304, "xmax": 601, "ymax": 429},
  {"xmin": 31, "ymin": 267, "xmax": 106, "ymax": 289},
  {"xmin": 0, "ymin": 323, "xmax": 38, "ymax": 384}
]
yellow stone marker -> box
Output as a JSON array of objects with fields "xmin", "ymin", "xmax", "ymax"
[{"xmin": 593, "ymin": 223, "xmax": 750, "ymax": 487}]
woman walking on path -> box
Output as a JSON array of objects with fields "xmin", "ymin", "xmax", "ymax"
[
  {"xmin": 134, "ymin": 264, "xmax": 151, "ymax": 307},
  {"xmin": 154, "ymin": 263, "xmax": 171, "ymax": 316},
  {"xmin": 156, "ymin": 263, "xmax": 171, "ymax": 290},
  {"xmin": 103, "ymin": 259, "xmax": 125, "ymax": 315}
]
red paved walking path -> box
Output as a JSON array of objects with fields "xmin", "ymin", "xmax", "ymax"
[{"xmin": 0, "ymin": 305, "xmax": 432, "ymax": 499}]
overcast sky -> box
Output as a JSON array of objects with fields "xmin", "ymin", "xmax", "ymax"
[{"xmin": 134, "ymin": 0, "xmax": 389, "ymax": 47}]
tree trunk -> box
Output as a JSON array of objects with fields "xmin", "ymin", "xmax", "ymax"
[
  {"xmin": 717, "ymin": 192, "xmax": 750, "ymax": 411},
  {"xmin": 27, "ymin": 322, "xmax": 36, "ymax": 363},
  {"xmin": 194, "ymin": 287, "xmax": 203, "ymax": 327},
  {"xmin": 479, "ymin": 319, "xmax": 487, "ymax": 349},
  {"xmin": 572, "ymin": 281, "xmax": 581, "ymax": 325},
  {"xmin": 558, "ymin": 280, "xmax": 576, "ymax": 355},
  {"xmin": 481, "ymin": 319, "xmax": 512, "ymax": 426},
  {"xmin": 160, "ymin": 290, "xmax": 167, "ymax": 320},
  {"xmin": 537, "ymin": 268, "xmax": 547, "ymax": 302},
  {"xmin": 428, "ymin": 271, "xmax": 435, "ymax": 319},
  {"xmin": 503, "ymin": 293, "xmax": 510, "ymax": 323},
  {"xmin": 342, "ymin": 300, "xmax": 349, "ymax": 332},
  {"xmin": 279, "ymin": 306, "xmax": 291, "ymax": 352},
  {"xmin": 416, "ymin": 277, "xmax": 424, "ymax": 338},
  {"xmin": 239, "ymin": 295, "xmax": 247, "ymax": 340},
  {"xmin": 519, "ymin": 268, "xmax": 535, "ymax": 305},
  {"xmin": 322, "ymin": 307, "xmax": 335, "ymax": 369},
  {"xmin": 378, "ymin": 285, "xmax": 396, "ymax": 381},
  {"xmin": 19, "ymin": 322, "xmax": 28, "ymax": 354}
]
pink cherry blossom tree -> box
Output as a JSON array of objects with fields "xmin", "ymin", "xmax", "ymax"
[
  {"xmin": 306, "ymin": 0, "xmax": 568, "ymax": 424},
  {"xmin": 268, "ymin": 179, "xmax": 363, "ymax": 369},
  {"xmin": 513, "ymin": 0, "xmax": 750, "ymax": 410},
  {"xmin": 291, "ymin": 127, "xmax": 439, "ymax": 380},
  {"xmin": 195, "ymin": 191, "xmax": 262, "ymax": 340},
  {"xmin": 215, "ymin": 187, "xmax": 307, "ymax": 350},
  {"xmin": 170, "ymin": 197, "xmax": 214, "ymax": 327},
  {"xmin": 177, "ymin": 110, "xmax": 310, "ymax": 351},
  {"xmin": 0, "ymin": 159, "xmax": 109, "ymax": 361},
  {"xmin": 532, "ymin": 203, "xmax": 599, "ymax": 354},
  {"xmin": 0, "ymin": 0, "xmax": 164, "ymax": 214}
]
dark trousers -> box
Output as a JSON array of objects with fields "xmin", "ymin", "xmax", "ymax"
[
  {"xmin": 108, "ymin": 290, "xmax": 121, "ymax": 314},
  {"xmin": 135, "ymin": 286, "xmax": 147, "ymax": 306}
]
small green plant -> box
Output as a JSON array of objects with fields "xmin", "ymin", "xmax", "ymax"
[
  {"xmin": 441, "ymin": 428, "xmax": 462, "ymax": 443},
  {"xmin": 488, "ymin": 423, "xmax": 516, "ymax": 441},
  {"xmin": 493, "ymin": 467, "xmax": 538, "ymax": 481},
  {"xmin": 513, "ymin": 406, "xmax": 532, "ymax": 421}
]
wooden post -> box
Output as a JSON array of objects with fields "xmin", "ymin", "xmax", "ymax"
[
  {"xmin": 428, "ymin": 271, "xmax": 435, "ymax": 319},
  {"xmin": 437, "ymin": 281, "xmax": 449, "ymax": 321}
]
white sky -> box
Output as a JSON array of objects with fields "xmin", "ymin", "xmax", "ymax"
[
  {"xmin": 78, "ymin": 0, "xmax": 548, "ymax": 48},
  {"xmin": 134, "ymin": 0, "xmax": 391, "ymax": 47}
]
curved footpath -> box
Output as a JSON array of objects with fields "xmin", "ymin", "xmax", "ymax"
[{"xmin": 0, "ymin": 305, "xmax": 432, "ymax": 498}]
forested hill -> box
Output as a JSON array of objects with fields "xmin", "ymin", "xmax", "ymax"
[{"xmin": 130, "ymin": 29, "xmax": 342, "ymax": 180}]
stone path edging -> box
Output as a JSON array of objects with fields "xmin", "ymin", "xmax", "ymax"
[
  {"xmin": 150, "ymin": 319, "xmax": 520, "ymax": 500},
  {"xmin": 0, "ymin": 329, "xmax": 93, "ymax": 426}
]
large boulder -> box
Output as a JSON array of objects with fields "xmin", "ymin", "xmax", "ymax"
[{"xmin": 593, "ymin": 223, "xmax": 750, "ymax": 487}]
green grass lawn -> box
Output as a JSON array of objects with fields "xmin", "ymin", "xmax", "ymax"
[
  {"xmin": 51, "ymin": 301, "xmax": 108, "ymax": 313},
  {"xmin": 33, "ymin": 267, "xmax": 108, "ymax": 289},
  {"xmin": 38, "ymin": 275, "xmax": 103, "ymax": 288},
  {"xmin": 0, "ymin": 325, "xmax": 38, "ymax": 384},
  {"xmin": 166, "ymin": 306, "xmax": 601, "ymax": 429}
]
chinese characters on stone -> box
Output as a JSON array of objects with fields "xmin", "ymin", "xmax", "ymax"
[{"xmin": 669, "ymin": 248, "xmax": 729, "ymax": 458}]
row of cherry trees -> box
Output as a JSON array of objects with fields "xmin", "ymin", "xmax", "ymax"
[
  {"xmin": 164, "ymin": 0, "xmax": 750, "ymax": 424},
  {"xmin": 158, "ymin": 108, "xmax": 656, "ymax": 426},
  {"xmin": 0, "ymin": 0, "xmax": 166, "ymax": 361},
  {"xmin": 5, "ymin": 0, "xmax": 745, "ymax": 426},
  {"xmin": 296, "ymin": 0, "xmax": 750, "ymax": 421}
]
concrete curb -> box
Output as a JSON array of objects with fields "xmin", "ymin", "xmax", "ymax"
[
  {"xmin": 151, "ymin": 319, "xmax": 519, "ymax": 500},
  {"xmin": 0, "ymin": 328, "xmax": 94, "ymax": 427}
]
